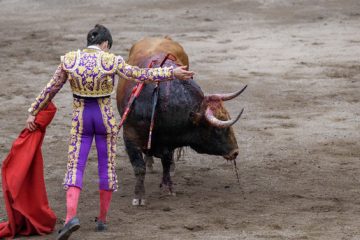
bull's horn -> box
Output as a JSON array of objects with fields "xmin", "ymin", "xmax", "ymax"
[
  {"xmin": 206, "ymin": 85, "xmax": 247, "ymax": 101},
  {"xmin": 205, "ymin": 108, "xmax": 244, "ymax": 128}
]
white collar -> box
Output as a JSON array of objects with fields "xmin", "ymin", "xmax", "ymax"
[{"xmin": 87, "ymin": 45, "xmax": 102, "ymax": 51}]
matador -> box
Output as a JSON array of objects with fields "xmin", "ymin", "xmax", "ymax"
[{"xmin": 26, "ymin": 24, "xmax": 194, "ymax": 240}]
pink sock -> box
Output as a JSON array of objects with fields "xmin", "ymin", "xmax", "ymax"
[
  {"xmin": 65, "ymin": 187, "xmax": 81, "ymax": 224},
  {"xmin": 98, "ymin": 190, "xmax": 113, "ymax": 222}
]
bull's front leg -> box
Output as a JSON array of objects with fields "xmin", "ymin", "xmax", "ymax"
[
  {"xmin": 124, "ymin": 138, "xmax": 147, "ymax": 206},
  {"xmin": 160, "ymin": 151, "xmax": 176, "ymax": 196}
]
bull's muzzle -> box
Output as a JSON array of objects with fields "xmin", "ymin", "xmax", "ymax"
[{"xmin": 224, "ymin": 149, "xmax": 239, "ymax": 160}]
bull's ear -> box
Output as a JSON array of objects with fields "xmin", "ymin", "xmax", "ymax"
[{"xmin": 189, "ymin": 111, "xmax": 202, "ymax": 125}]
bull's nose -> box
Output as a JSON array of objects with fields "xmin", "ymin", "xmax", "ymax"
[
  {"xmin": 231, "ymin": 149, "xmax": 239, "ymax": 159},
  {"xmin": 224, "ymin": 149, "xmax": 239, "ymax": 160}
]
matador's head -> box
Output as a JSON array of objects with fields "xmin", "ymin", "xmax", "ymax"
[{"xmin": 87, "ymin": 24, "xmax": 113, "ymax": 52}]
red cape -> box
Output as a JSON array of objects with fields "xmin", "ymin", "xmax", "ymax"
[{"xmin": 0, "ymin": 102, "xmax": 57, "ymax": 238}]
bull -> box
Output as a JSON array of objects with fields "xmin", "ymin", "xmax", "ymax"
[{"xmin": 116, "ymin": 37, "xmax": 246, "ymax": 205}]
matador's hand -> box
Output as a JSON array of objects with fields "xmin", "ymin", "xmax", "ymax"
[
  {"xmin": 26, "ymin": 114, "xmax": 37, "ymax": 131},
  {"xmin": 173, "ymin": 66, "xmax": 194, "ymax": 80}
]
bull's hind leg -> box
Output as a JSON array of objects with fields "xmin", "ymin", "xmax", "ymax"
[
  {"xmin": 124, "ymin": 138, "xmax": 147, "ymax": 206},
  {"xmin": 160, "ymin": 151, "xmax": 176, "ymax": 196},
  {"xmin": 144, "ymin": 155, "xmax": 175, "ymax": 175}
]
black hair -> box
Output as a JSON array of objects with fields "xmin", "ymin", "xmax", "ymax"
[{"xmin": 87, "ymin": 24, "xmax": 113, "ymax": 49}]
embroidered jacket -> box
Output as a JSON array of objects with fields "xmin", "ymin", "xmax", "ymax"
[{"xmin": 28, "ymin": 48, "xmax": 174, "ymax": 115}]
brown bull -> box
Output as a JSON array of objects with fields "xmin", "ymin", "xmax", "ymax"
[{"xmin": 116, "ymin": 37, "xmax": 246, "ymax": 205}]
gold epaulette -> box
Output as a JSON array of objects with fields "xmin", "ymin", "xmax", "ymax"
[
  {"xmin": 61, "ymin": 50, "xmax": 80, "ymax": 72},
  {"xmin": 97, "ymin": 52, "xmax": 118, "ymax": 74}
]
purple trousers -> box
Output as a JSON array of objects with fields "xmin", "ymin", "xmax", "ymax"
[{"xmin": 63, "ymin": 97, "xmax": 118, "ymax": 191}]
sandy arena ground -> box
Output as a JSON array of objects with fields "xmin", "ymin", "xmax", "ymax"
[{"xmin": 0, "ymin": 0, "xmax": 360, "ymax": 239}]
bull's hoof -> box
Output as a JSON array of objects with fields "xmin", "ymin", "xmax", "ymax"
[
  {"xmin": 160, "ymin": 183, "xmax": 176, "ymax": 196},
  {"xmin": 132, "ymin": 198, "xmax": 146, "ymax": 206}
]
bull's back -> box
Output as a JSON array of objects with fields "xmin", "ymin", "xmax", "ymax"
[
  {"xmin": 116, "ymin": 37, "xmax": 203, "ymax": 150},
  {"xmin": 117, "ymin": 37, "xmax": 190, "ymax": 114},
  {"xmin": 127, "ymin": 37, "xmax": 189, "ymax": 67}
]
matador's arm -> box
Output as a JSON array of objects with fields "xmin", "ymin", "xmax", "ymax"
[
  {"xmin": 116, "ymin": 56, "xmax": 174, "ymax": 83},
  {"xmin": 28, "ymin": 64, "xmax": 68, "ymax": 116}
]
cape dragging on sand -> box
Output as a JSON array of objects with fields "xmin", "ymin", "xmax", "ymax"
[{"xmin": 0, "ymin": 102, "xmax": 57, "ymax": 238}]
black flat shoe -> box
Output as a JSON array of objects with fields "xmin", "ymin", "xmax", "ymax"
[
  {"xmin": 56, "ymin": 217, "xmax": 80, "ymax": 240},
  {"xmin": 95, "ymin": 218, "xmax": 108, "ymax": 232}
]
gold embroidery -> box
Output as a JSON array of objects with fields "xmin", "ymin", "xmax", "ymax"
[
  {"xmin": 98, "ymin": 52, "xmax": 118, "ymax": 74},
  {"xmin": 62, "ymin": 50, "xmax": 80, "ymax": 72},
  {"xmin": 64, "ymin": 98, "xmax": 84, "ymax": 187},
  {"xmin": 62, "ymin": 51, "xmax": 116, "ymax": 97},
  {"xmin": 97, "ymin": 98, "xmax": 118, "ymax": 190}
]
